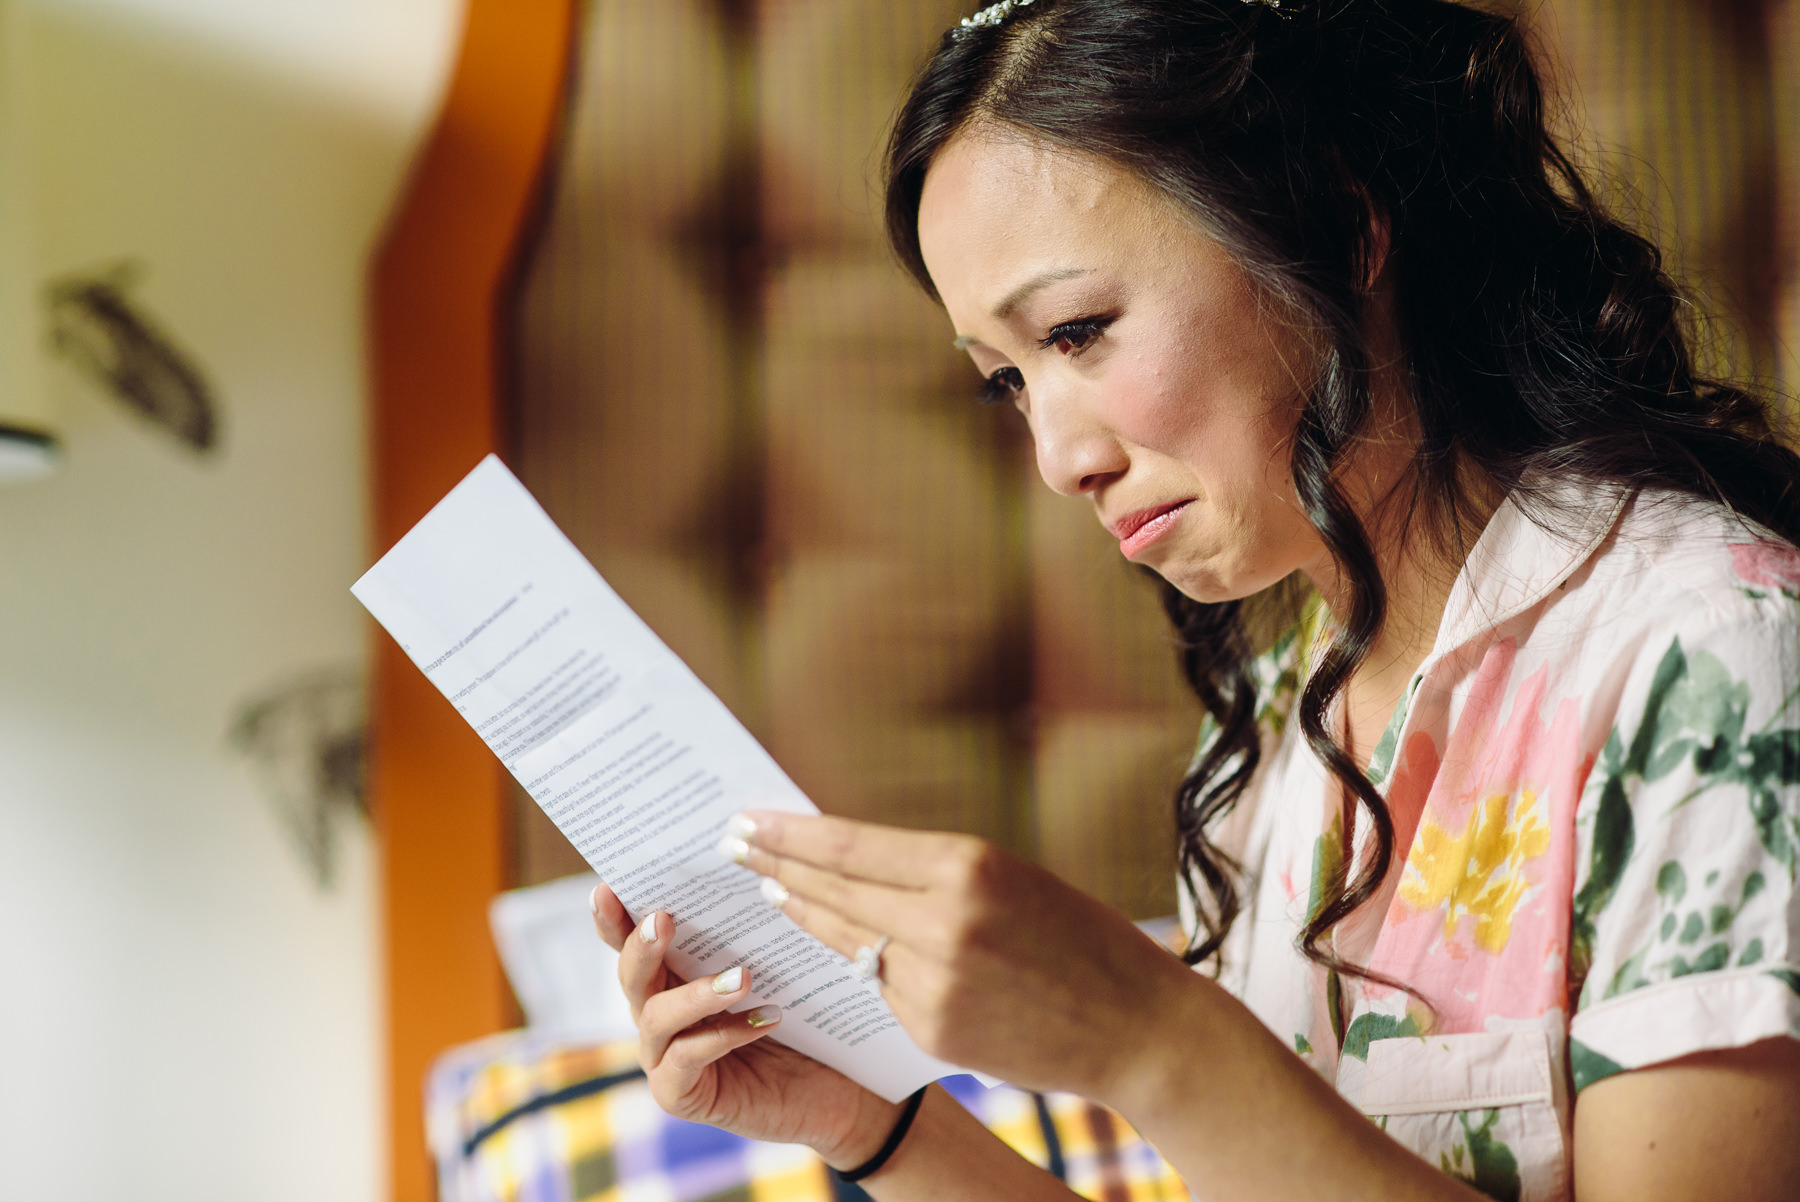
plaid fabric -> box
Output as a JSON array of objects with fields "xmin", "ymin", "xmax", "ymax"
[{"xmin": 427, "ymin": 1032, "xmax": 1189, "ymax": 1202}]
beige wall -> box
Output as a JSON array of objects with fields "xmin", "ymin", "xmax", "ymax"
[{"xmin": 0, "ymin": 1, "xmax": 460, "ymax": 1197}]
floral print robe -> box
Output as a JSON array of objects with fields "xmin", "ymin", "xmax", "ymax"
[{"xmin": 1197, "ymin": 486, "xmax": 1800, "ymax": 1202}]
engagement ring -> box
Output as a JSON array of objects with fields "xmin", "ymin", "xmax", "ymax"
[{"xmin": 850, "ymin": 934, "xmax": 891, "ymax": 982}]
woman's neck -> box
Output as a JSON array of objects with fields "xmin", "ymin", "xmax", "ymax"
[
  {"xmin": 1342, "ymin": 527, "xmax": 1464, "ymax": 766},
  {"xmin": 1304, "ymin": 451, "xmax": 1496, "ymax": 770}
]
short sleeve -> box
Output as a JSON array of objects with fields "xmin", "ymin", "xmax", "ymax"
[{"xmin": 1567, "ymin": 601, "xmax": 1800, "ymax": 1090}]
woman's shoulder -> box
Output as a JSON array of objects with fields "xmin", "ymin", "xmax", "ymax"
[
  {"xmin": 1533, "ymin": 487, "xmax": 1800, "ymax": 785},
  {"xmin": 1559, "ymin": 492, "xmax": 1800, "ymax": 1092},
  {"xmin": 1591, "ymin": 487, "xmax": 1800, "ymax": 628}
]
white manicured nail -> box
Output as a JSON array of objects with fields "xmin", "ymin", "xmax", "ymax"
[
  {"xmin": 746, "ymin": 1004, "xmax": 781, "ymax": 1028},
  {"xmin": 589, "ymin": 884, "xmax": 603, "ymax": 916},
  {"xmin": 637, "ymin": 912, "xmax": 659, "ymax": 944},
  {"xmin": 717, "ymin": 836, "xmax": 750, "ymax": 865},
  {"xmin": 713, "ymin": 966, "xmax": 744, "ymax": 994},
  {"xmin": 725, "ymin": 813, "xmax": 757, "ymax": 841},
  {"xmin": 760, "ymin": 877, "xmax": 790, "ymax": 908}
]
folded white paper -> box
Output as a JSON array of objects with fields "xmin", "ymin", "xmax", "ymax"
[{"xmin": 352, "ymin": 455, "xmax": 956, "ymax": 1102}]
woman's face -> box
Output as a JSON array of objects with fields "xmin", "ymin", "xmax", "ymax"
[{"xmin": 917, "ymin": 128, "xmax": 1327, "ymax": 604}]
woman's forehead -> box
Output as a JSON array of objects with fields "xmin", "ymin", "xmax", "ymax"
[
  {"xmin": 922, "ymin": 134, "xmax": 1166, "ymax": 284},
  {"xmin": 918, "ymin": 129, "xmax": 1217, "ymax": 319},
  {"xmin": 923, "ymin": 127, "xmax": 1124, "ymax": 219}
]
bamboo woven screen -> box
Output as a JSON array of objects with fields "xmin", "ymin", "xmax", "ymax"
[
  {"xmin": 1523, "ymin": 0, "xmax": 1795, "ymax": 390},
  {"xmin": 505, "ymin": 0, "xmax": 1800, "ymax": 919}
]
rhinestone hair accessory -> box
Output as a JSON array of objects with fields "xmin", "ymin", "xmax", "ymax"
[
  {"xmin": 954, "ymin": 0, "xmax": 1291, "ymax": 41},
  {"xmin": 953, "ymin": 0, "xmax": 1037, "ymax": 39}
]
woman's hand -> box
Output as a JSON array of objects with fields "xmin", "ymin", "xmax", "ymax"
[
  {"xmin": 725, "ymin": 811, "xmax": 1197, "ymax": 1103},
  {"xmin": 589, "ymin": 881, "xmax": 903, "ymax": 1168},
  {"xmin": 719, "ymin": 816, "xmax": 1492, "ymax": 1202}
]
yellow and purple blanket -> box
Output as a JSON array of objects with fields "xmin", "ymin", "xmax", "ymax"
[{"xmin": 427, "ymin": 1032, "xmax": 1188, "ymax": 1202}]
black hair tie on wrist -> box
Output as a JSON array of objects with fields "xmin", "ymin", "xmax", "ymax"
[{"xmin": 835, "ymin": 1086, "xmax": 929, "ymax": 1184}]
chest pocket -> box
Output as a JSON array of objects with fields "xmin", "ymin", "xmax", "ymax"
[{"xmin": 1348, "ymin": 1030, "xmax": 1569, "ymax": 1202}]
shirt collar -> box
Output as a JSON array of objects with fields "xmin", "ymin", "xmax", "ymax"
[{"xmin": 1431, "ymin": 480, "xmax": 1633, "ymax": 659}]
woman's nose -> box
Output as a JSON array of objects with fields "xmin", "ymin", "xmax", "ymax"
[{"xmin": 1029, "ymin": 387, "xmax": 1128, "ymax": 498}]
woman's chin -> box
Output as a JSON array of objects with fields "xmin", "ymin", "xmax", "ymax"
[
  {"xmin": 1156, "ymin": 567, "xmax": 1239, "ymax": 606},
  {"xmin": 1156, "ymin": 557, "xmax": 1286, "ymax": 607}
]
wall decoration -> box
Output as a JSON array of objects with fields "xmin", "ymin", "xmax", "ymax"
[
  {"xmin": 228, "ymin": 665, "xmax": 368, "ymax": 889},
  {"xmin": 46, "ymin": 260, "xmax": 220, "ymax": 453}
]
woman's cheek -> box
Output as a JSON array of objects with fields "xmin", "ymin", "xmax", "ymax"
[{"xmin": 1101, "ymin": 349, "xmax": 1205, "ymax": 452}]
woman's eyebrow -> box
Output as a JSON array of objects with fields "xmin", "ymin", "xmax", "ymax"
[
  {"xmin": 951, "ymin": 268, "xmax": 1094, "ymax": 348},
  {"xmin": 992, "ymin": 267, "xmax": 1089, "ymax": 318}
]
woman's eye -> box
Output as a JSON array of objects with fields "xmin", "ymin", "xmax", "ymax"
[
  {"xmin": 979, "ymin": 365, "xmax": 1025, "ymax": 405},
  {"xmin": 1038, "ymin": 316, "xmax": 1113, "ymax": 355}
]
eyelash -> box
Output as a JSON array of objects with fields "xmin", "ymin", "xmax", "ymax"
[
  {"xmin": 977, "ymin": 315, "xmax": 1116, "ymax": 405},
  {"xmin": 979, "ymin": 366, "xmax": 1025, "ymax": 406},
  {"xmin": 1037, "ymin": 315, "xmax": 1114, "ymax": 354}
]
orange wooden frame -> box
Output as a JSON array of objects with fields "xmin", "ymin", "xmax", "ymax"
[{"xmin": 368, "ymin": 3, "xmax": 575, "ymax": 1199}]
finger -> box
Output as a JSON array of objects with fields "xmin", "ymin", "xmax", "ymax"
[
  {"xmin": 758, "ymin": 875, "xmax": 893, "ymax": 971},
  {"xmin": 639, "ymin": 965, "xmax": 756, "ymax": 1068},
  {"xmin": 656, "ymin": 1004, "xmax": 785, "ymax": 1093},
  {"xmin": 742, "ymin": 845, "xmax": 920, "ymax": 948},
  {"xmin": 618, "ymin": 909, "xmax": 676, "ymax": 1021},
  {"xmin": 589, "ymin": 881, "xmax": 633, "ymax": 952},
  {"xmin": 732, "ymin": 812, "xmax": 947, "ymax": 887},
  {"xmin": 734, "ymin": 811, "xmax": 964, "ymax": 888}
]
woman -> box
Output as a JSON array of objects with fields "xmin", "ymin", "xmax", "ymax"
[{"xmin": 590, "ymin": 1, "xmax": 1800, "ymax": 1198}]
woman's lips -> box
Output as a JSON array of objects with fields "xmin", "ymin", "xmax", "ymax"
[{"xmin": 1111, "ymin": 500, "xmax": 1193, "ymax": 558}]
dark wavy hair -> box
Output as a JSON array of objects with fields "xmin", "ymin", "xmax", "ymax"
[{"xmin": 883, "ymin": 0, "xmax": 1800, "ymax": 981}]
